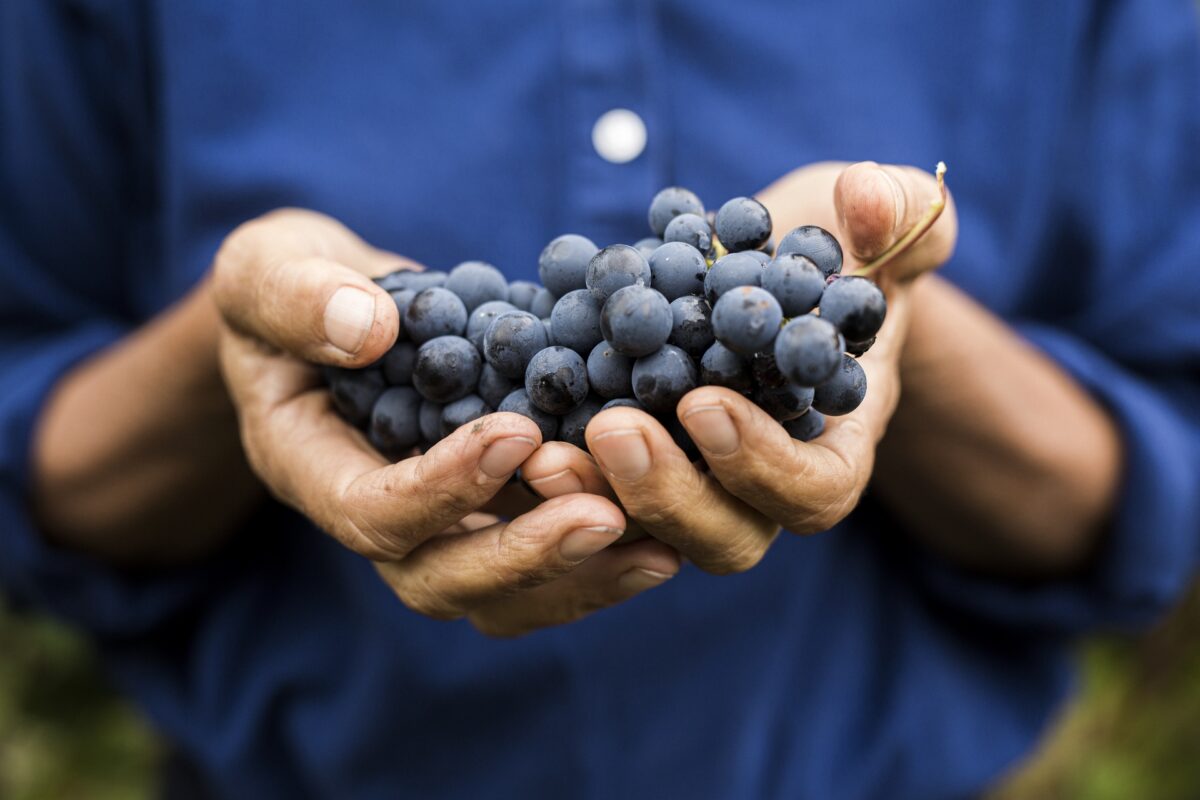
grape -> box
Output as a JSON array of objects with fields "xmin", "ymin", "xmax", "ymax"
[
  {"xmin": 755, "ymin": 382, "xmax": 815, "ymax": 421},
  {"xmin": 328, "ymin": 367, "xmax": 387, "ymax": 427},
  {"xmin": 375, "ymin": 269, "xmax": 447, "ymax": 292},
  {"xmin": 369, "ymin": 386, "xmax": 422, "ymax": 455},
  {"xmin": 759, "ymin": 237, "xmax": 776, "ymax": 256},
  {"xmin": 773, "ymin": 316, "xmax": 843, "ymax": 387},
  {"xmin": 750, "ymin": 351, "xmax": 788, "ymax": 389},
  {"xmin": 762, "ymin": 253, "xmax": 824, "ymax": 316},
  {"xmin": 632, "ymin": 345, "xmax": 697, "ymax": 413},
  {"xmin": 704, "ymin": 252, "xmax": 764, "ymax": 303},
  {"xmin": 477, "ymin": 363, "xmax": 518, "ymax": 409},
  {"xmin": 819, "ymin": 276, "xmax": 887, "ymax": 342},
  {"xmin": 776, "ymin": 226, "xmax": 842, "ymax": 278},
  {"xmin": 747, "ymin": 250, "xmax": 771, "ymax": 266},
  {"xmin": 648, "ymin": 186, "xmax": 704, "ymax": 237},
  {"xmin": 529, "ymin": 287, "xmax": 557, "ymax": 319},
  {"xmin": 389, "ymin": 289, "xmax": 416, "ymax": 322},
  {"xmin": 600, "ymin": 284, "xmax": 672, "ymax": 357},
  {"xmin": 586, "ymin": 244, "xmax": 652, "ymax": 304},
  {"xmin": 634, "ymin": 236, "xmax": 664, "ymax": 259},
  {"xmin": 412, "ymin": 335, "xmax": 481, "ymax": 403},
  {"xmin": 404, "ymin": 287, "xmax": 468, "ymax": 344},
  {"xmin": 507, "ymin": 280, "xmax": 540, "ymax": 312},
  {"xmin": 418, "ymin": 400, "xmax": 444, "ymax": 445},
  {"xmin": 549, "ymin": 289, "xmax": 603, "ymax": 355},
  {"xmin": 783, "ymin": 409, "xmax": 826, "ymax": 442},
  {"xmin": 648, "ymin": 242, "xmax": 706, "ymax": 301},
  {"xmin": 381, "ymin": 340, "xmax": 417, "ymax": 386},
  {"xmin": 538, "ymin": 234, "xmax": 598, "ymax": 297},
  {"xmin": 846, "ymin": 336, "xmax": 875, "ymax": 357},
  {"xmin": 483, "ymin": 311, "xmax": 549, "ymax": 378},
  {"xmin": 440, "ymin": 394, "xmax": 492, "ymax": 438},
  {"xmin": 445, "ymin": 261, "xmax": 509, "ymax": 312},
  {"xmin": 525, "ymin": 346, "xmax": 589, "ymax": 414},
  {"xmin": 711, "ymin": 286, "xmax": 783, "ymax": 355},
  {"xmin": 541, "ymin": 318, "xmax": 555, "ymax": 345},
  {"xmin": 466, "ymin": 300, "xmax": 518, "ymax": 351},
  {"xmin": 558, "ymin": 395, "xmax": 604, "ymax": 451},
  {"xmin": 663, "ymin": 213, "xmax": 713, "ymax": 257},
  {"xmin": 667, "ymin": 295, "xmax": 714, "ymax": 358},
  {"xmin": 812, "ymin": 354, "xmax": 867, "ymax": 416},
  {"xmin": 700, "ymin": 341, "xmax": 753, "ymax": 394},
  {"xmin": 586, "ymin": 341, "xmax": 634, "ymax": 399},
  {"xmin": 498, "ymin": 389, "xmax": 558, "ymax": 443},
  {"xmin": 601, "ymin": 397, "xmax": 646, "ymax": 412},
  {"xmin": 714, "ymin": 196, "xmax": 772, "ymax": 252}
]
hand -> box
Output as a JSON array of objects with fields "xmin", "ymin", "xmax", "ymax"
[
  {"xmin": 520, "ymin": 162, "xmax": 958, "ymax": 573},
  {"xmin": 213, "ymin": 209, "xmax": 679, "ymax": 636}
]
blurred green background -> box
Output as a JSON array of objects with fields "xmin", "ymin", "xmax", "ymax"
[{"xmin": 3, "ymin": 583, "xmax": 1200, "ymax": 799}]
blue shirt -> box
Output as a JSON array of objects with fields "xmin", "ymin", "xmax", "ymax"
[{"xmin": 3, "ymin": 1, "xmax": 1200, "ymax": 798}]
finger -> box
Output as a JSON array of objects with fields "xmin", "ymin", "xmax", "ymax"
[
  {"xmin": 585, "ymin": 408, "xmax": 779, "ymax": 574},
  {"xmin": 834, "ymin": 161, "xmax": 957, "ymax": 280},
  {"xmin": 375, "ymin": 493, "xmax": 626, "ymax": 620},
  {"xmin": 520, "ymin": 442, "xmax": 617, "ymax": 500},
  {"xmin": 212, "ymin": 211, "xmax": 405, "ymax": 367},
  {"xmin": 467, "ymin": 539, "xmax": 682, "ymax": 637}
]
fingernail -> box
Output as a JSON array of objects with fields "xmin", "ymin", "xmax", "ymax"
[
  {"xmin": 559, "ymin": 526, "xmax": 624, "ymax": 562},
  {"xmin": 324, "ymin": 286, "xmax": 376, "ymax": 354},
  {"xmin": 618, "ymin": 567, "xmax": 676, "ymax": 593},
  {"xmin": 682, "ymin": 405, "xmax": 740, "ymax": 456},
  {"xmin": 590, "ymin": 429, "xmax": 651, "ymax": 481},
  {"xmin": 526, "ymin": 468, "xmax": 584, "ymax": 497},
  {"xmin": 479, "ymin": 436, "xmax": 537, "ymax": 478}
]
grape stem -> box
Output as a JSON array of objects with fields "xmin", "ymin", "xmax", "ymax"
[{"xmin": 848, "ymin": 161, "xmax": 947, "ymax": 278}]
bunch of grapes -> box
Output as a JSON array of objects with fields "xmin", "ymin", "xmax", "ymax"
[{"xmin": 323, "ymin": 186, "xmax": 886, "ymax": 461}]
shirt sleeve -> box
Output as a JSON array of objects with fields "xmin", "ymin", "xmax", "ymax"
[
  {"xmin": 0, "ymin": 1, "xmax": 222, "ymax": 638},
  {"xmin": 910, "ymin": 0, "xmax": 1200, "ymax": 634}
]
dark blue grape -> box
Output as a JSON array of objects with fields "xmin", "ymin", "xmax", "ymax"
[
  {"xmin": 819, "ymin": 276, "xmax": 887, "ymax": 342},
  {"xmin": 484, "ymin": 311, "xmax": 550, "ymax": 379},
  {"xmin": 328, "ymin": 367, "xmax": 387, "ymax": 427},
  {"xmin": 663, "ymin": 213, "xmax": 713, "ymax": 257},
  {"xmin": 538, "ymin": 234, "xmax": 598, "ymax": 297},
  {"xmin": 600, "ymin": 284, "xmax": 672, "ymax": 357},
  {"xmin": 558, "ymin": 394, "xmax": 605, "ymax": 451},
  {"xmin": 776, "ymin": 226, "xmax": 843, "ymax": 278},
  {"xmin": 549, "ymin": 289, "xmax": 604, "ymax": 355},
  {"xmin": 381, "ymin": 340, "xmax": 417, "ymax": 385},
  {"xmin": 812, "ymin": 355, "xmax": 867, "ymax": 416},
  {"xmin": 755, "ymin": 382, "xmax": 815, "ymax": 421},
  {"xmin": 632, "ymin": 345, "xmax": 698, "ymax": 413},
  {"xmin": 668, "ymin": 295, "xmax": 714, "ymax": 358},
  {"xmin": 747, "ymin": 250, "xmax": 772, "ymax": 266},
  {"xmin": 507, "ymin": 280, "xmax": 540, "ymax": 312},
  {"xmin": 704, "ymin": 252, "xmax": 765, "ymax": 303},
  {"xmin": 466, "ymin": 300, "xmax": 518, "ymax": 351},
  {"xmin": 375, "ymin": 270, "xmax": 447, "ymax": 292},
  {"xmin": 759, "ymin": 237, "xmax": 776, "ymax": 256},
  {"xmin": 525, "ymin": 346, "xmax": 589, "ymax": 414},
  {"xmin": 529, "ymin": 287, "xmax": 557, "ymax": 319},
  {"xmin": 711, "ymin": 286, "xmax": 783, "ymax": 356},
  {"xmin": 390, "ymin": 289, "xmax": 416, "ymax": 323},
  {"xmin": 412, "ymin": 335, "xmax": 481, "ymax": 403},
  {"xmin": 541, "ymin": 317, "xmax": 555, "ymax": 345},
  {"xmin": 601, "ymin": 397, "xmax": 646, "ymax": 412},
  {"xmin": 750, "ymin": 351, "xmax": 788, "ymax": 389},
  {"xmin": 369, "ymin": 386, "xmax": 422, "ymax": 456},
  {"xmin": 418, "ymin": 399, "xmax": 443, "ymax": 445},
  {"xmin": 586, "ymin": 244, "xmax": 652, "ymax": 304},
  {"xmin": 715, "ymin": 196, "xmax": 772, "ymax": 252},
  {"xmin": 659, "ymin": 414, "xmax": 701, "ymax": 462},
  {"xmin": 586, "ymin": 341, "xmax": 634, "ymax": 399},
  {"xmin": 762, "ymin": 253, "xmax": 825, "ymax": 316},
  {"xmin": 403, "ymin": 287, "xmax": 468, "ymax": 344},
  {"xmin": 700, "ymin": 341, "xmax": 753, "ymax": 394},
  {"xmin": 783, "ymin": 409, "xmax": 826, "ymax": 442},
  {"xmin": 478, "ymin": 363, "xmax": 518, "ymax": 409},
  {"xmin": 498, "ymin": 389, "xmax": 559, "ymax": 443},
  {"xmin": 440, "ymin": 394, "xmax": 492, "ymax": 438},
  {"xmin": 648, "ymin": 186, "xmax": 704, "ymax": 237},
  {"xmin": 648, "ymin": 242, "xmax": 707, "ymax": 301},
  {"xmin": 773, "ymin": 315, "xmax": 843, "ymax": 387},
  {"xmin": 634, "ymin": 236, "xmax": 664, "ymax": 259},
  {"xmin": 374, "ymin": 271, "xmax": 409, "ymax": 292},
  {"xmin": 846, "ymin": 336, "xmax": 876, "ymax": 357},
  {"xmin": 445, "ymin": 261, "xmax": 509, "ymax": 312}
]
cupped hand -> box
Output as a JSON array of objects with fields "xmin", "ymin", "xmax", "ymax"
[
  {"xmin": 213, "ymin": 209, "xmax": 679, "ymax": 636},
  {"xmin": 520, "ymin": 162, "xmax": 958, "ymax": 573}
]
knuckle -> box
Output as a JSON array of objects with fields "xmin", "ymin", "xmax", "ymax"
[
  {"xmin": 704, "ymin": 534, "xmax": 769, "ymax": 575},
  {"xmin": 395, "ymin": 573, "xmax": 461, "ymax": 622}
]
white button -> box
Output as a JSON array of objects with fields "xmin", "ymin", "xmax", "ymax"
[{"xmin": 592, "ymin": 109, "xmax": 647, "ymax": 164}]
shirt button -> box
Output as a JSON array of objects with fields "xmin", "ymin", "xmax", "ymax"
[{"xmin": 591, "ymin": 109, "xmax": 647, "ymax": 164}]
